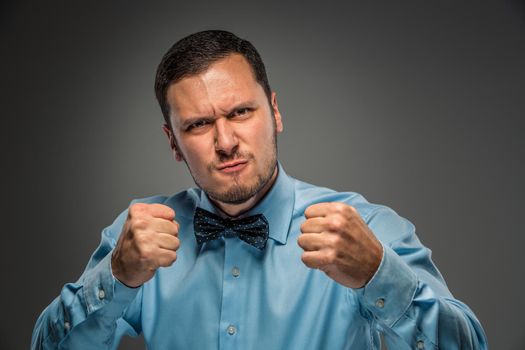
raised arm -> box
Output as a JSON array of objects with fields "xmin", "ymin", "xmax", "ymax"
[
  {"xmin": 297, "ymin": 202, "xmax": 488, "ymax": 349},
  {"xmin": 31, "ymin": 199, "xmax": 179, "ymax": 349}
]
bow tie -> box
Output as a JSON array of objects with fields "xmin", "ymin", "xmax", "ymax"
[{"xmin": 193, "ymin": 207, "xmax": 269, "ymax": 250}]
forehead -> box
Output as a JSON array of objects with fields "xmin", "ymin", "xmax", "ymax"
[{"xmin": 166, "ymin": 54, "xmax": 264, "ymax": 122}]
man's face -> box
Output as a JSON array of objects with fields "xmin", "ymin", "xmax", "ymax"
[{"xmin": 163, "ymin": 54, "xmax": 283, "ymax": 205}]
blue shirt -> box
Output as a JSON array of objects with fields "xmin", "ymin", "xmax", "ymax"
[{"xmin": 32, "ymin": 163, "xmax": 488, "ymax": 349}]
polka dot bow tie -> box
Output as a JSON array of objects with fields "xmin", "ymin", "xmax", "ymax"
[{"xmin": 193, "ymin": 207, "xmax": 269, "ymax": 250}]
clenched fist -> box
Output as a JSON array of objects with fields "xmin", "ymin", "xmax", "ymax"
[
  {"xmin": 111, "ymin": 203, "xmax": 180, "ymax": 288},
  {"xmin": 297, "ymin": 202, "xmax": 383, "ymax": 289}
]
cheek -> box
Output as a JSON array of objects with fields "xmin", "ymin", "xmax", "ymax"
[
  {"xmin": 181, "ymin": 139, "xmax": 214, "ymax": 166},
  {"xmin": 249, "ymin": 118, "xmax": 274, "ymax": 143}
]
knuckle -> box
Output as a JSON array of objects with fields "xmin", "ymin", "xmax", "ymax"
[
  {"xmin": 300, "ymin": 221, "xmax": 307, "ymax": 232},
  {"xmin": 328, "ymin": 218, "xmax": 344, "ymax": 231},
  {"xmin": 173, "ymin": 237, "xmax": 181, "ymax": 250},
  {"xmin": 304, "ymin": 205, "xmax": 315, "ymax": 218},
  {"xmin": 129, "ymin": 203, "xmax": 147, "ymax": 216},
  {"xmin": 134, "ymin": 232, "xmax": 149, "ymax": 246},
  {"xmin": 172, "ymin": 222, "xmax": 180, "ymax": 235},
  {"xmin": 159, "ymin": 204, "xmax": 175, "ymax": 218},
  {"xmin": 159, "ymin": 252, "xmax": 177, "ymax": 267},
  {"xmin": 332, "ymin": 202, "xmax": 346, "ymax": 214},
  {"xmin": 325, "ymin": 251, "xmax": 337, "ymax": 265},
  {"xmin": 346, "ymin": 206, "xmax": 359, "ymax": 220},
  {"xmin": 328, "ymin": 235, "xmax": 342, "ymax": 248},
  {"xmin": 303, "ymin": 209, "xmax": 311, "ymax": 218},
  {"xmin": 301, "ymin": 253, "xmax": 312, "ymax": 267},
  {"xmin": 297, "ymin": 235, "xmax": 305, "ymax": 248},
  {"xmin": 138, "ymin": 246, "xmax": 153, "ymax": 261},
  {"xmin": 132, "ymin": 218, "xmax": 148, "ymax": 230}
]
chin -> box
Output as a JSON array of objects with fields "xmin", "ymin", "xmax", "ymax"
[{"xmin": 208, "ymin": 180, "xmax": 260, "ymax": 204}]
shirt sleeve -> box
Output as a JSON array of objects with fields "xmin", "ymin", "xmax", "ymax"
[
  {"xmin": 353, "ymin": 206, "xmax": 488, "ymax": 350},
  {"xmin": 31, "ymin": 208, "xmax": 143, "ymax": 350}
]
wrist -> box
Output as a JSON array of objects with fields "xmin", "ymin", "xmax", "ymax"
[{"xmin": 110, "ymin": 250, "xmax": 141, "ymax": 288}]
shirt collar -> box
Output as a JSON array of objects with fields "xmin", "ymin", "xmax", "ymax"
[{"xmin": 198, "ymin": 162, "xmax": 295, "ymax": 245}]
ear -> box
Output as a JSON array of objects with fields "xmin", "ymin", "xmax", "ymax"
[
  {"xmin": 271, "ymin": 92, "xmax": 283, "ymax": 133},
  {"xmin": 162, "ymin": 123, "xmax": 184, "ymax": 161}
]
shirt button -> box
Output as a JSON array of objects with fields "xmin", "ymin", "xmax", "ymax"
[
  {"xmin": 231, "ymin": 266, "xmax": 240, "ymax": 277},
  {"xmin": 64, "ymin": 321, "xmax": 70, "ymax": 331},
  {"xmin": 375, "ymin": 298, "xmax": 385, "ymax": 309},
  {"xmin": 227, "ymin": 325, "xmax": 237, "ymax": 335},
  {"xmin": 98, "ymin": 288, "xmax": 105, "ymax": 300},
  {"xmin": 416, "ymin": 340, "xmax": 424, "ymax": 349}
]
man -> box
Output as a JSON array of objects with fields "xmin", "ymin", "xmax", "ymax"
[{"xmin": 32, "ymin": 30, "xmax": 488, "ymax": 349}]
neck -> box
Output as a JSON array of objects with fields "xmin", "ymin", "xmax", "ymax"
[{"xmin": 211, "ymin": 166, "xmax": 279, "ymax": 218}]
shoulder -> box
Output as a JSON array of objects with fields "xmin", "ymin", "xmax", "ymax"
[
  {"xmin": 292, "ymin": 177, "xmax": 414, "ymax": 244},
  {"xmin": 292, "ymin": 177, "xmax": 375, "ymax": 218}
]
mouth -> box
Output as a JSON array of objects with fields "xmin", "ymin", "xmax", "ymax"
[{"xmin": 216, "ymin": 160, "xmax": 248, "ymax": 173}]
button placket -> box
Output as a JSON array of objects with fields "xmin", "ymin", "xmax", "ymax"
[{"xmin": 219, "ymin": 238, "xmax": 245, "ymax": 348}]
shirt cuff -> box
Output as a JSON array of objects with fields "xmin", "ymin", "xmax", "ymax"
[
  {"xmin": 82, "ymin": 251, "xmax": 140, "ymax": 317},
  {"xmin": 353, "ymin": 243, "xmax": 418, "ymax": 326}
]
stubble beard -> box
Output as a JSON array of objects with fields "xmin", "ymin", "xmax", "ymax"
[{"xmin": 187, "ymin": 133, "xmax": 278, "ymax": 205}]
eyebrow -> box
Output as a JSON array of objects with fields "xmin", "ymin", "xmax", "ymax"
[{"xmin": 179, "ymin": 101, "xmax": 259, "ymax": 130}]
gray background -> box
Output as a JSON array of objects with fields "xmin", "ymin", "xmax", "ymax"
[{"xmin": 1, "ymin": 0, "xmax": 524, "ymax": 349}]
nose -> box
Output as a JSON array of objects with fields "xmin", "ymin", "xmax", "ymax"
[{"xmin": 214, "ymin": 118, "xmax": 238, "ymax": 157}]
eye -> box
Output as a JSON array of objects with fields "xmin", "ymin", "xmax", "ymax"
[
  {"xmin": 187, "ymin": 119, "xmax": 210, "ymax": 131},
  {"xmin": 231, "ymin": 107, "xmax": 252, "ymax": 118}
]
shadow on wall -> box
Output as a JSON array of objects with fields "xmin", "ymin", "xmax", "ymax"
[{"xmin": 512, "ymin": 0, "xmax": 525, "ymax": 19}]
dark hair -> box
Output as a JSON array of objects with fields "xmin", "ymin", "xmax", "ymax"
[{"xmin": 154, "ymin": 30, "xmax": 272, "ymax": 128}]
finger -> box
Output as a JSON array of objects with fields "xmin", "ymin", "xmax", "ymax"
[
  {"xmin": 156, "ymin": 250, "xmax": 178, "ymax": 267},
  {"xmin": 129, "ymin": 203, "xmax": 176, "ymax": 220},
  {"xmin": 301, "ymin": 250, "xmax": 334, "ymax": 269},
  {"xmin": 148, "ymin": 217, "xmax": 180, "ymax": 236},
  {"xmin": 300, "ymin": 217, "xmax": 326, "ymax": 233},
  {"xmin": 157, "ymin": 233, "xmax": 180, "ymax": 251},
  {"xmin": 148, "ymin": 203, "xmax": 176, "ymax": 220},
  {"xmin": 297, "ymin": 233, "xmax": 326, "ymax": 251},
  {"xmin": 304, "ymin": 202, "xmax": 333, "ymax": 218}
]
